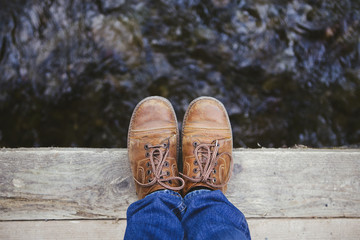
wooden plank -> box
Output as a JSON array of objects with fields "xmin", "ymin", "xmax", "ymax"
[
  {"xmin": 0, "ymin": 218, "xmax": 359, "ymax": 240},
  {"xmin": 0, "ymin": 220, "xmax": 126, "ymax": 240},
  {"xmin": 0, "ymin": 148, "xmax": 359, "ymax": 220},
  {"xmin": 248, "ymin": 218, "xmax": 360, "ymax": 240},
  {"xmin": 230, "ymin": 149, "xmax": 360, "ymax": 218},
  {"xmin": 0, "ymin": 148, "xmax": 135, "ymax": 220}
]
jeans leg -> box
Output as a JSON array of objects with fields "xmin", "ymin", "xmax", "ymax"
[
  {"xmin": 182, "ymin": 190, "xmax": 251, "ymax": 240},
  {"xmin": 124, "ymin": 190, "xmax": 185, "ymax": 240}
]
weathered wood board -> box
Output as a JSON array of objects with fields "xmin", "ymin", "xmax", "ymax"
[
  {"xmin": 248, "ymin": 218, "xmax": 360, "ymax": 240},
  {"xmin": 230, "ymin": 149, "xmax": 360, "ymax": 218},
  {"xmin": 0, "ymin": 148, "xmax": 359, "ymax": 220},
  {"xmin": 0, "ymin": 218, "xmax": 359, "ymax": 240},
  {"xmin": 0, "ymin": 148, "xmax": 134, "ymax": 220}
]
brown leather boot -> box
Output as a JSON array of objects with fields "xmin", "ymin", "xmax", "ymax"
[
  {"xmin": 128, "ymin": 96, "xmax": 185, "ymax": 199},
  {"xmin": 181, "ymin": 96, "xmax": 233, "ymax": 196}
]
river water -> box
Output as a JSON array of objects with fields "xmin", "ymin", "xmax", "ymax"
[{"xmin": 0, "ymin": 0, "xmax": 359, "ymax": 148}]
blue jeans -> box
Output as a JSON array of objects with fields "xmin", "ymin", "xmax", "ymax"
[{"xmin": 125, "ymin": 189, "xmax": 251, "ymax": 240}]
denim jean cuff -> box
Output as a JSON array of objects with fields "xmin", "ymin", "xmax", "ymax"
[
  {"xmin": 183, "ymin": 189, "xmax": 212, "ymax": 201},
  {"xmin": 145, "ymin": 189, "xmax": 182, "ymax": 199}
]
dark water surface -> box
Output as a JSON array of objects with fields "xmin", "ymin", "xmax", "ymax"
[{"xmin": 0, "ymin": 0, "xmax": 359, "ymax": 148}]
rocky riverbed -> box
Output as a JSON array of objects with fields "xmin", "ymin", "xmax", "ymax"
[{"xmin": 0, "ymin": 0, "xmax": 359, "ymax": 147}]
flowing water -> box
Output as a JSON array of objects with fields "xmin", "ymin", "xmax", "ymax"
[{"xmin": 0, "ymin": 0, "xmax": 359, "ymax": 148}]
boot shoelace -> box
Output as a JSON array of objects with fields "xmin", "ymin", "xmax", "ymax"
[
  {"xmin": 180, "ymin": 140, "xmax": 233, "ymax": 188},
  {"xmin": 134, "ymin": 141, "xmax": 185, "ymax": 191}
]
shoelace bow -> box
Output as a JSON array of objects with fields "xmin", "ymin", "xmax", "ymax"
[
  {"xmin": 134, "ymin": 141, "xmax": 185, "ymax": 191},
  {"xmin": 180, "ymin": 140, "xmax": 233, "ymax": 188}
]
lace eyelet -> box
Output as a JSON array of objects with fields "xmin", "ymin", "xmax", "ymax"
[
  {"xmin": 214, "ymin": 162, "xmax": 217, "ymax": 166},
  {"xmin": 144, "ymin": 144, "xmax": 149, "ymax": 150},
  {"xmin": 145, "ymin": 152, "xmax": 150, "ymax": 158},
  {"xmin": 216, "ymin": 143, "xmax": 220, "ymax": 147},
  {"xmin": 213, "ymin": 178, "xmax": 216, "ymax": 183},
  {"xmin": 193, "ymin": 141, "xmax": 199, "ymax": 147},
  {"xmin": 193, "ymin": 168, "xmax": 198, "ymax": 173},
  {"xmin": 213, "ymin": 169, "xmax": 216, "ymax": 173},
  {"xmin": 148, "ymin": 178, "xmax": 152, "ymax": 182},
  {"xmin": 194, "ymin": 160, "xmax": 198, "ymax": 166},
  {"xmin": 147, "ymin": 170, "xmax": 151, "ymax": 175},
  {"xmin": 146, "ymin": 162, "xmax": 150, "ymax": 167},
  {"xmin": 163, "ymin": 143, "xmax": 167, "ymax": 148},
  {"xmin": 164, "ymin": 161, "xmax": 169, "ymax": 167},
  {"xmin": 160, "ymin": 176, "xmax": 163, "ymax": 179},
  {"xmin": 168, "ymin": 180, "xmax": 172, "ymax": 184},
  {"xmin": 166, "ymin": 171, "xmax": 170, "ymax": 176}
]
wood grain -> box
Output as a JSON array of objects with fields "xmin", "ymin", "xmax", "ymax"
[
  {"xmin": 248, "ymin": 218, "xmax": 360, "ymax": 240},
  {"xmin": 0, "ymin": 148, "xmax": 359, "ymax": 220},
  {"xmin": 1, "ymin": 218, "xmax": 359, "ymax": 240},
  {"xmin": 0, "ymin": 220, "xmax": 126, "ymax": 240},
  {"xmin": 0, "ymin": 148, "xmax": 136, "ymax": 220},
  {"xmin": 230, "ymin": 149, "xmax": 360, "ymax": 218}
]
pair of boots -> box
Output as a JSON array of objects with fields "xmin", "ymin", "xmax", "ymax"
[{"xmin": 128, "ymin": 96, "xmax": 233, "ymax": 199}]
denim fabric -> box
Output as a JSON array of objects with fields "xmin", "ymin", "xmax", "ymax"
[
  {"xmin": 183, "ymin": 190, "xmax": 250, "ymax": 240},
  {"xmin": 124, "ymin": 189, "xmax": 251, "ymax": 240},
  {"xmin": 125, "ymin": 190, "xmax": 185, "ymax": 240}
]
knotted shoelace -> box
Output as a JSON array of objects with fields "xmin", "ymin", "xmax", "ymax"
[
  {"xmin": 180, "ymin": 140, "xmax": 233, "ymax": 188},
  {"xmin": 134, "ymin": 141, "xmax": 185, "ymax": 191}
]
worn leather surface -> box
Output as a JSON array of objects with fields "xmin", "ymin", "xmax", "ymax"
[
  {"xmin": 181, "ymin": 97, "xmax": 233, "ymax": 195},
  {"xmin": 128, "ymin": 97, "xmax": 180, "ymax": 199}
]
